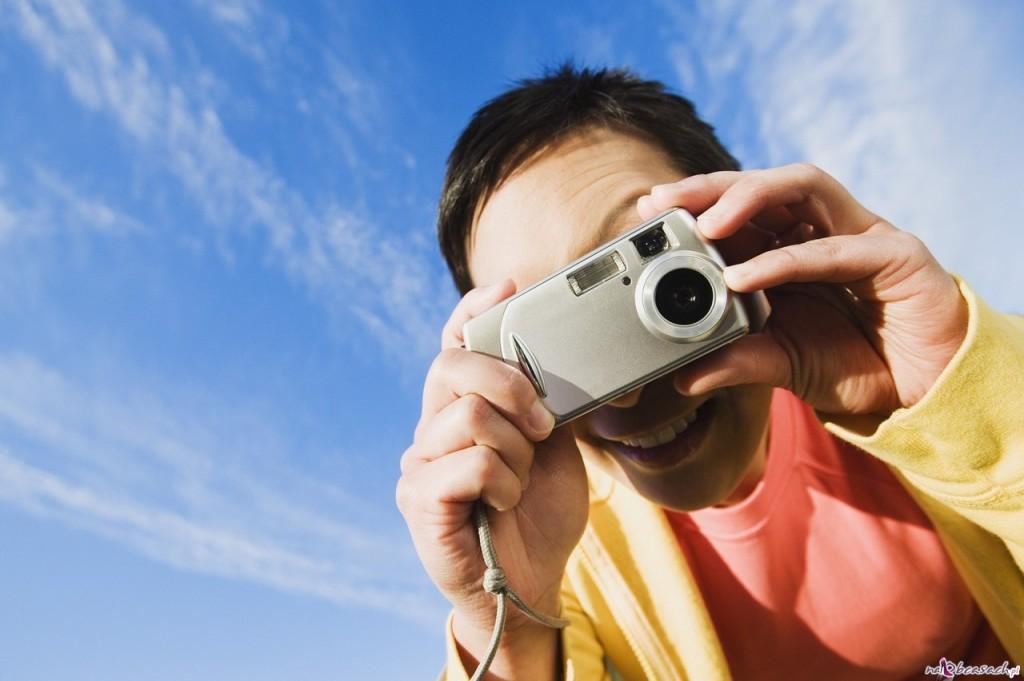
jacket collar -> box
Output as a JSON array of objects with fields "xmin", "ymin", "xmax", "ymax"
[{"xmin": 579, "ymin": 463, "xmax": 732, "ymax": 680}]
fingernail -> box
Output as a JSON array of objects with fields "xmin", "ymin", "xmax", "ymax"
[
  {"xmin": 696, "ymin": 210, "xmax": 718, "ymax": 235},
  {"xmin": 528, "ymin": 399, "xmax": 555, "ymax": 435},
  {"xmin": 723, "ymin": 264, "xmax": 750, "ymax": 288},
  {"xmin": 673, "ymin": 375, "xmax": 694, "ymax": 396}
]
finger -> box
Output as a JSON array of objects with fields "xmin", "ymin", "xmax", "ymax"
[
  {"xmin": 713, "ymin": 223, "xmax": 777, "ymax": 266},
  {"xmin": 405, "ymin": 394, "xmax": 534, "ymax": 488},
  {"xmin": 774, "ymin": 222, "xmax": 818, "ymax": 248},
  {"xmin": 644, "ymin": 173, "xmax": 802, "ymax": 235},
  {"xmin": 647, "ymin": 172, "xmax": 745, "ymax": 216},
  {"xmin": 636, "ymin": 194, "xmax": 659, "ymax": 221},
  {"xmin": 673, "ymin": 333, "xmax": 792, "ymax": 395},
  {"xmin": 695, "ymin": 164, "xmax": 876, "ymax": 240},
  {"xmin": 421, "ymin": 348, "xmax": 554, "ymax": 440},
  {"xmin": 441, "ymin": 279, "xmax": 516, "ymax": 349},
  {"xmin": 397, "ymin": 445, "xmax": 522, "ymax": 514},
  {"xmin": 723, "ymin": 231, "xmax": 894, "ymax": 293}
]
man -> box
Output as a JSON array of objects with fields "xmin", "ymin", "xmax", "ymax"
[{"xmin": 395, "ymin": 65, "xmax": 1024, "ymax": 680}]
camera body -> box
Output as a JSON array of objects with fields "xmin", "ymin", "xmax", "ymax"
[{"xmin": 463, "ymin": 208, "xmax": 770, "ymax": 425}]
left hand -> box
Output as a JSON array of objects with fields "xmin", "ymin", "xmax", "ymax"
[{"xmin": 636, "ymin": 163, "xmax": 968, "ymax": 417}]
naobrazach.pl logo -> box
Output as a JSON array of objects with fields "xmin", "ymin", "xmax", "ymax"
[{"xmin": 924, "ymin": 657, "xmax": 1021, "ymax": 679}]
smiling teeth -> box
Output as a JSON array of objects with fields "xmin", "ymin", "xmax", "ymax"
[{"xmin": 618, "ymin": 408, "xmax": 700, "ymax": 449}]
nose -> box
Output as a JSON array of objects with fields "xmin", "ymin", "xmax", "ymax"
[{"xmin": 607, "ymin": 386, "xmax": 644, "ymax": 408}]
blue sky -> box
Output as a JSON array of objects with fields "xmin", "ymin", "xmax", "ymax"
[{"xmin": 1, "ymin": 1, "xmax": 1022, "ymax": 679}]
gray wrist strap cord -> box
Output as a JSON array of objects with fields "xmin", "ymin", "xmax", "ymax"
[{"xmin": 469, "ymin": 502, "xmax": 569, "ymax": 681}]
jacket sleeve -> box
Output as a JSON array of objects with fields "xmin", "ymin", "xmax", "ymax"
[
  {"xmin": 441, "ymin": 580, "xmax": 611, "ymax": 681},
  {"xmin": 820, "ymin": 277, "xmax": 1024, "ymax": 551}
]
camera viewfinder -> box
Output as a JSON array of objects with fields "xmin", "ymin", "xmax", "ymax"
[{"xmin": 631, "ymin": 223, "xmax": 668, "ymax": 259}]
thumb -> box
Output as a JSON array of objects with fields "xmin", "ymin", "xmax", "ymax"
[{"xmin": 673, "ymin": 333, "xmax": 792, "ymax": 395}]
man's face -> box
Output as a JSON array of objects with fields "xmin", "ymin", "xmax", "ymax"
[{"xmin": 468, "ymin": 127, "xmax": 771, "ymax": 511}]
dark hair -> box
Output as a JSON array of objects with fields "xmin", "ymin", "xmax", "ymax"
[{"xmin": 437, "ymin": 63, "xmax": 741, "ymax": 295}]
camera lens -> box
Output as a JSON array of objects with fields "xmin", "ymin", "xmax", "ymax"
[{"xmin": 654, "ymin": 268, "xmax": 715, "ymax": 325}]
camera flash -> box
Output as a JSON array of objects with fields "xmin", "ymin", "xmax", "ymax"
[{"xmin": 567, "ymin": 251, "xmax": 626, "ymax": 295}]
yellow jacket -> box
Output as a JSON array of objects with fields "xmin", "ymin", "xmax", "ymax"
[{"xmin": 444, "ymin": 281, "xmax": 1024, "ymax": 679}]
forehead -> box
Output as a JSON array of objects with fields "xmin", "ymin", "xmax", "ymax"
[{"xmin": 468, "ymin": 128, "xmax": 684, "ymax": 291}]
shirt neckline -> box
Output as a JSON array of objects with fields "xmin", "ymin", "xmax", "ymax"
[{"xmin": 673, "ymin": 389, "xmax": 802, "ymax": 540}]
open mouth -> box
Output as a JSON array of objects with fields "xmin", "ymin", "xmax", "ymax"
[{"xmin": 602, "ymin": 399, "xmax": 717, "ymax": 470}]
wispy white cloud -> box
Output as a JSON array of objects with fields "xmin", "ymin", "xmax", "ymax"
[
  {"xmin": 191, "ymin": 0, "xmax": 290, "ymax": 63},
  {"xmin": 202, "ymin": 0, "xmax": 260, "ymax": 28},
  {"xmin": 0, "ymin": 198, "xmax": 15, "ymax": 245},
  {"xmin": 6, "ymin": 0, "xmax": 452, "ymax": 361},
  {"xmin": 0, "ymin": 0, "xmax": 454, "ymax": 629},
  {"xmin": 33, "ymin": 167, "xmax": 146, "ymax": 236},
  {"xmin": 325, "ymin": 53, "xmax": 383, "ymax": 139},
  {"xmin": 0, "ymin": 352, "xmax": 442, "ymax": 626},
  {"xmin": 0, "ymin": 164, "xmax": 145, "ymax": 242},
  {"xmin": 662, "ymin": 0, "xmax": 1024, "ymax": 312},
  {"xmin": 0, "ymin": 451, "xmax": 438, "ymax": 625}
]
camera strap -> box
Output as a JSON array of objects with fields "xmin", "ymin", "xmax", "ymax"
[{"xmin": 469, "ymin": 501, "xmax": 569, "ymax": 681}]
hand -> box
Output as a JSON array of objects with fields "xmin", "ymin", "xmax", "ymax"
[
  {"xmin": 395, "ymin": 280, "xmax": 588, "ymax": 672},
  {"xmin": 637, "ymin": 163, "xmax": 968, "ymax": 416}
]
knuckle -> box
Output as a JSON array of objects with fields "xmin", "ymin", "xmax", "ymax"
[
  {"xmin": 649, "ymin": 182, "xmax": 675, "ymax": 200},
  {"xmin": 460, "ymin": 393, "xmax": 493, "ymax": 431},
  {"xmin": 736, "ymin": 174, "xmax": 772, "ymax": 206},
  {"xmin": 498, "ymin": 365, "xmax": 534, "ymax": 410},
  {"xmin": 771, "ymin": 246, "xmax": 801, "ymax": 269},
  {"xmin": 427, "ymin": 347, "xmax": 461, "ymax": 383},
  {"xmin": 653, "ymin": 175, "xmax": 694, "ymax": 195},
  {"xmin": 394, "ymin": 476, "xmax": 415, "ymax": 515},
  {"xmin": 439, "ymin": 322, "xmax": 457, "ymax": 347},
  {"xmin": 792, "ymin": 162, "xmax": 824, "ymax": 183},
  {"xmin": 891, "ymin": 231, "xmax": 932, "ymax": 273},
  {"xmin": 815, "ymin": 239, "xmax": 843, "ymax": 260},
  {"xmin": 895, "ymin": 229, "xmax": 925, "ymax": 253},
  {"xmin": 811, "ymin": 241, "xmax": 844, "ymax": 280},
  {"xmin": 505, "ymin": 482, "xmax": 523, "ymax": 508},
  {"xmin": 687, "ymin": 173, "xmax": 721, "ymax": 197},
  {"xmin": 451, "ymin": 289, "xmax": 477, "ymax": 316},
  {"xmin": 395, "ymin": 444, "xmax": 419, "ymax": 475},
  {"xmin": 399, "ymin": 445, "xmax": 416, "ymax": 474},
  {"xmin": 470, "ymin": 446, "xmax": 501, "ymax": 482}
]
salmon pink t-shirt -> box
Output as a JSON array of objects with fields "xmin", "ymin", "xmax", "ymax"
[{"xmin": 665, "ymin": 389, "xmax": 1007, "ymax": 680}]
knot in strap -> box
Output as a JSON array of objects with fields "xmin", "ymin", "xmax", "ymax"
[{"xmin": 482, "ymin": 567, "xmax": 507, "ymax": 594}]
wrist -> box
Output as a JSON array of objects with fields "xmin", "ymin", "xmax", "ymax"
[
  {"xmin": 453, "ymin": 581, "xmax": 562, "ymax": 643},
  {"xmin": 900, "ymin": 273, "xmax": 970, "ymax": 408},
  {"xmin": 452, "ymin": 610, "xmax": 560, "ymax": 681},
  {"xmin": 454, "ymin": 576, "xmax": 563, "ymax": 633}
]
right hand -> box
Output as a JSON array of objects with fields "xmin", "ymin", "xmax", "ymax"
[{"xmin": 396, "ymin": 279, "xmax": 589, "ymax": 642}]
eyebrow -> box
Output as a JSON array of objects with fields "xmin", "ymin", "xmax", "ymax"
[{"xmin": 569, "ymin": 191, "xmax": 646, "ymax": 260}]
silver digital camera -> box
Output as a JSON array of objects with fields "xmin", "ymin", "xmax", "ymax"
[{"xmin": 463, "ymin": 208, "xmax": 770, "ymax": 425}]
